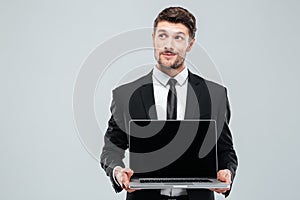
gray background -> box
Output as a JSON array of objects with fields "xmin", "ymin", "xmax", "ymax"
[{"xmin": 1, "ymin": 0, "xmax": 300, "ymax": 199}]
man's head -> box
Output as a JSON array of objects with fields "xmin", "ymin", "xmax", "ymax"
[
  {"xmin": 154, "ymin": 7, "xmax": 197, "ymax": 39},
  {"xmin": 152, "ymin": 7, "xmax": 197, "ymax": 75}
]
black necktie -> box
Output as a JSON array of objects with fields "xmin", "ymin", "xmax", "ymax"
[{"xmin": 167, "ymin": 79, "xmax": 177, "ymax": 120}]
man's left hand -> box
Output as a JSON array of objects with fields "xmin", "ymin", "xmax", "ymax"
[{"xmin": 210, "ymin": 169, "xmax": 232, "ymax": 194}]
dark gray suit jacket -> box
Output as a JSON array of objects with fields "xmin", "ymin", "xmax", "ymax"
[{"xmin": 100, "ymin": 70, "xmax": 238, "ymax": 200}]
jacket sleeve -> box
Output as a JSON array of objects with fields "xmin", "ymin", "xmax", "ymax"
[
  {"xmin": 100, "ymin": 90, "xmax": 129, "ymax": 193},
  {"xmin": 217, "ymin": 88, "xmax": 238, "ymax": 197}
]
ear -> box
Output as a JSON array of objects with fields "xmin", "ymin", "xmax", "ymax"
[
  {"xmin": 152, "ymin": 32, "xmax": 155, "ymax": 48},
  {"xmin": 186, "ymin": 38, "xmax": 195, "ymax": 52}
]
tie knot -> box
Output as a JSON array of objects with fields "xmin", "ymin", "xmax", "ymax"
[{"xmin": 168, "ymin": 78, "xmax": 177, "ymax": 87}]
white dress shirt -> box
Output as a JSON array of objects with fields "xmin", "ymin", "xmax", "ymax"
[
  {"xmin": 152, "ymin": 65, "xmax": 188, "ymax": 196},
  {"xmin": 152, "ymin": 65, "xmax": 188, "ymax": 121}
]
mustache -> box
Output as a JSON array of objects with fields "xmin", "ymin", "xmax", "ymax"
[{"xmin": 160, "ymin": 50, "xmax": 177, "ymax": 54}]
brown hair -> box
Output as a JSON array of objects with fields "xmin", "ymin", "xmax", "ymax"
[{"xmin": 153, "ymin": 7, "xmax": 197, "ymax": 39}]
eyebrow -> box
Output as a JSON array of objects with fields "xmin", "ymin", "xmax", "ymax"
[{"xmin": 157, "ymin": 29, "xmax": 186, "ymax": 36}]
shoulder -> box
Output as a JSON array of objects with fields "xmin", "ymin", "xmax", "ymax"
[
  {"xmin": 188, "ymin": 71, "xmax": 227, "ymax": 94},
  {"xmin": 112, "ymin": 71, "xmax": 152, "ymax": 96}
]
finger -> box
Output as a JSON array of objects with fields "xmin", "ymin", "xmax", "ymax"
[
  {"xmin": 125, "ymin": 186, "xmax": 141, "ymax": 193},
  {"xmin": 214, "ymin": 189, "xmax": 222, "ymax": 193},
  {"xmin": 124, "ymin": 168, "xmax": 134, "ymax": 178},
  {"xmin": 122, "ymin": 169, "xmax": 134, "ymax": 189},
  {"xmin": 126, "ymin": 188, "xmax": 136, "ymax": 193},
  {"xmin": 214, "ymin": 188, "xmax": 228, "ymax": 194},
  {"xmin": 120, "ymin": 168, "xmax": 136, "ymax": 192},
  {"xmin": 126, "ymin": 189, "xmax": 135, "ymax": 193},
  {"xmin": 121, "ymin": 173, "xmax": 130, "ymax": 189},
  {"xmin": 217, "ymin": 172, "xmax": 226, "ymax": 182},
  {"xmin": 217, "ymin": 170, "xmax": 231, "ymax": 184},
  {"xmin": 224, "ymin": 171, "xmax": 232, "ymax": 184}
]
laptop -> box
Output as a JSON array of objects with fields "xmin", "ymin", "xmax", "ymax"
[{"xmin": 128, "ymin": 120, "xmax": 229, "ymax": 189}]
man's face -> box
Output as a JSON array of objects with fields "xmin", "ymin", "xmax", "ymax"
[{"xmin": 152, "ymin": 21, "xmax": 195, "ymax": 70}]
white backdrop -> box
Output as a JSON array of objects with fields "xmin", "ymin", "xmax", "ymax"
[{"xmin": 1, "ymin": 0, "xmax": 299, "ymax": 199}]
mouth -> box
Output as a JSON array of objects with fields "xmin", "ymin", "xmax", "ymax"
[{"xmin": 161, "ymin": 51, "xmax": 176, "ymax": 59}]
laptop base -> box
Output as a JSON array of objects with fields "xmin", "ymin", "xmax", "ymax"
[{"xmin": 129, "ymin": 178, "xmax": 230, "ymax": 189}]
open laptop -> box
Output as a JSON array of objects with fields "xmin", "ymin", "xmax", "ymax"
[{"xmin": 128, "ymin": 120, "xmax": 229, "ymax": 189}]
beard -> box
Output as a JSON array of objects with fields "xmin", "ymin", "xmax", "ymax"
[{"xmin": 157, "ymin": 52, "xmax": 185, "ymax": 70}]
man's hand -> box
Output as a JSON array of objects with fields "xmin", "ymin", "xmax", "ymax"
[
  {"xmin": 114, "ymin": 166, "xmax": 136, "ymax": 193},
  {"xmin": 210, "ymin": 169, "xmax": 232, "ymax": 194}
]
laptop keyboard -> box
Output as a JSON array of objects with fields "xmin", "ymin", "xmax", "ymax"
[{"xmin": 140, "ymin": 178, "xmax": 212, "ymax": 183}]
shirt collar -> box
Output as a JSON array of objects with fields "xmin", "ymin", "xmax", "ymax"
[{"xmin": 153, "ymin": 65, "xmax": 188, "ymax": 87}]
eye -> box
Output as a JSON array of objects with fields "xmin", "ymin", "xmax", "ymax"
[
  {"xmin": 175, "ymin": 35, "xmax": 184, "ymax": 40},
  {"xmin": 158, "ymin": 33, "xmax": 167, "ymax": 39}
]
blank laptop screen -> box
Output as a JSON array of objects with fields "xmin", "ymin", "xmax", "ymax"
[{"xmin": 129, "ymin": 120, "xmax": 218, "ymax": 179}]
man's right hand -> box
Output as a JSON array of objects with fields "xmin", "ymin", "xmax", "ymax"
[{"xmin": 114, "ymin": 166, "xmax": 136, "ymax": 193}]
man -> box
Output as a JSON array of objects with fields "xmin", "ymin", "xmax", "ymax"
[{"xmin": 101, "ymin": 7, "xmax": 238, "ymax": 200}]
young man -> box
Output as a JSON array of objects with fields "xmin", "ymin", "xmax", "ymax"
[{"xmin": 100, "ymin": 7, "xmax": 238, "ymax": 200}]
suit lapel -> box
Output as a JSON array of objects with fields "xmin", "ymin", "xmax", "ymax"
[
  {"xmin": 184, "ymin": 71, "xmax": 212, "ymax": 119},
  {"xmin": 184, "ymin": 71, "xmax": 201, "ymax": 119},
  {"xmin": 137, "ymin": 70, "xmax": 210, "ymax": 120},
  {"xmin": 139, "ymin": 71, "xmax": 158, "ymax": 119}
]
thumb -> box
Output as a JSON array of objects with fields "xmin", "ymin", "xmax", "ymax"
[
  {"xmin": 218, "ymin": 170, "xmax": 231, "ymax": 184},
  {"xmin": 217, "ymin": 171, "xmax": 227, "ymax": 182},
  {"xmin": 124, "ymin": 168, "xmax": 134, "ymax": 178}
]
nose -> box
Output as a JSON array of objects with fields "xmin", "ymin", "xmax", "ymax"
[{"xmin": 164, "ymin": 37, "xmax": 174, "ymax": 51}]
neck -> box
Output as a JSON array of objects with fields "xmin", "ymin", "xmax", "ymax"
[{"xmin": 156, "ymin": 64, "xmax": 185, "ymax": 77}]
